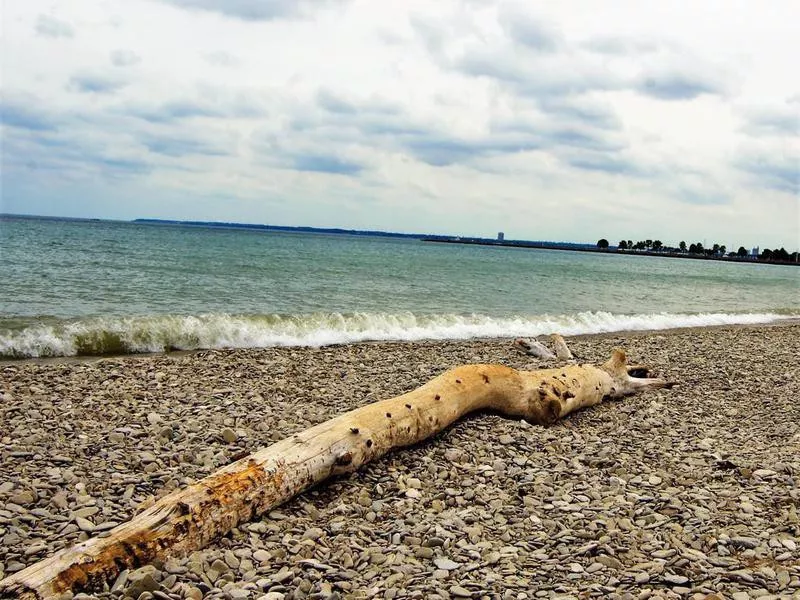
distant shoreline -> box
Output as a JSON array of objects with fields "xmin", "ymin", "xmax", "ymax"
[
  {"xmin": 2, "ymin": 213, "xmax": 797, "ymax": 266},
  {"xmin": 423, "ymin": 237, "xmax": 800, "ymax": 267}
]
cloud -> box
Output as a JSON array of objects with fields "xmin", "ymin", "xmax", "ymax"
[
  {"xmin": 456, "ymin": 48, "xmax": 619, "ymax": 97},
  {"xmin": 737, "ymin": 154, "xmax": 799, "ymax": 195},
  {"xmin": 404, "ymin": 135, "xmax": 540, "ymax": 167},
  {"xmin": 316, "ymin": 90, "xmax": 358, "ymax": 115},
  {"xmin": 565, "ymin": 153, "xmax": 644, "ymax": 177},
  {"xmin": 536, "ymin": 98, "xmax": 621, "ymax": 131},
  {"xmin": 124, "ymin": 95, "xmax": 265, "ymax": 122},
  {"xmin": 741, "ymin": 106, "xmax": 800, "ymax": 137},
  {"xmin": 498, "ymin": 7, "xmax": 562, "ymax": 53},
  {"xmin": 110, "ymin": 50, "xmax": 141, "ymax": 67},
  {"xmin": 286, "ymin": 85, "xmax": 626, "ymax": 170},
  {"xmin": 93, "ymin": 156, "xmax": 151, "ymax": 174},
  {"xmin": 671, "ymin": 183, "xmax": 730, "ymax": 205},
  {"xmin": 69, "ymin": 72, "xmax": 127, "ymax": 94},
  {"xmin": 581, "ymin": 37, "xmax": 660, "ymax": 56},
  {"xmin": 140, "ymin": 132, "xmax": 236, "ymax": 157},
  {"xmin": 0, "ymin": 96, "xmax": 61, "ymax": 131},
  {"xmin": 156, "ymin": 0, "xmax": 347, "ymax": 21},
  {"xmin": 34, "ymin": 14, "xmax": 74, "ymax": 39},
  {"xmin": 204, "ymin": 51, "xmax": 241, "ymax": 66},
  {"xmin": 635, "ymin": 71, "xmax": 725, "ymax": 100},
  {"xmin": 2, "ymin": 123, "xmax": 151, "ymax": 180},
  {"xmin": 127, "ymin": 100, "xmax": 224, "ymax": 122},
  {"xmin": 316, "ymin": 89, "xmax": 398, "ymax": 116},
  {"xmin": 290, "ymin": 154, "xmax": 364, "ymax": 175}
]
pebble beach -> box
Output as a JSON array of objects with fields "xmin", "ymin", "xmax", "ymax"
[{"xmin": 1, "ymin": 323, "xmax": 799, "ymax": 600}]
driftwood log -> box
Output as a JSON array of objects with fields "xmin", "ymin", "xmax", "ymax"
[{"xmin": 0, "ymin": 341, "xmax": 672, "ymax": 600}]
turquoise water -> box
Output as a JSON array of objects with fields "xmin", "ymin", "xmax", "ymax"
[{"xmin": 1, "ymin": 216, "xmax": 797, "ymax": 357}]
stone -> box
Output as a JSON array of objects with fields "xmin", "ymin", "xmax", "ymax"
[
  {"xmin": 126, "ymin": 573, "xmax": 159, "ymax": 598},
  {"xmin": 185, "ymin": 586, "xmax": 204, "ymax": 600},
  {"xmin": 75, "ymin": 517, "xmax": 95, "ymax": 532},
  {"xmin": 222, "ymin": 428, "xmax": 238, "ymax": 443},
  {"xmin": 302, "ymin": 527, "xmax": 324, "ymax": 541},
  {"xmin": 776, "ymin": 569, "xmax": 790, "ymax": 587},
  {"xmin": 434, "ymin": 558, "xmax": 460, "ymax": 571},
  {"xmin": 596, "ymin": 555, "xmax": 623, "ymax": 570},
  {"xmin": 663, "ymin": 574, "xmax": 689, "ymax": 585},
  {"xmin": 10, "ymin": 491, "xmax": 35, "ymax": 505},
  {"xmin": 449, "ymin": 586, "xmax": 472, "ymax": 598}
]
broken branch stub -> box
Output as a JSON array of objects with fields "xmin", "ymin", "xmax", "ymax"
[
  {"xmin": 0, "ymin": 345, "xmax": 671, "ymax": 600},
  {"xmin": 551, "ymin": 333, "xmax": 574, "ymax": 361}
]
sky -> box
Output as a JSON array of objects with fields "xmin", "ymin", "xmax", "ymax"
[{"xmin": 1, "ymin": 0, "xmax": 799, "ymax": 249}]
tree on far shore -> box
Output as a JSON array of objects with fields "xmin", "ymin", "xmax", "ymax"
[{"xmin": 594, "ymin": 238, "xmax": 794, "ymax": 262}]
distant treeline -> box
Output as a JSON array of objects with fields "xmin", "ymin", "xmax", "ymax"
[
  {"xmin": 132, "ymin": 219, "xmax": 434, "ymax": 239},
  {"xmin": 134, "ymin": 219, "xmax": 594, "ymax": 249},
  {"xmin": 596, "ymin": 238, "xmax": 799, "ymax": 264}
]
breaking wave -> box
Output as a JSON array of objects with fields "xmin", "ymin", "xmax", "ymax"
[{"xmin": 0, "ymin": 310, "xmax": 794, "ymax": 359}]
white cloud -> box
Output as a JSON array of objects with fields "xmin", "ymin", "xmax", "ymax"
[
  {"xmin": 34, "ymin": 14, "xmax": 75, "ymax": 38},
  {"xmin": 1, "ymin": 0, "xmax": 798, "ymax": 249}
]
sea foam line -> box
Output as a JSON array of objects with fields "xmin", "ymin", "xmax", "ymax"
[{"xmin": 0, "ymin": 310, "xmax": 792, "ymax": 358}]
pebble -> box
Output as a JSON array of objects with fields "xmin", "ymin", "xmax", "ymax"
[
  {"xmin": 75, "ymin": 517, "xmax": 95, "ymax": 532},
  {"xmin": 449, "ymin": 585, "xmax": 472, "ymax": 597},
  {"xmin": 302, "ymin": 527, "xmax": 324, "ymax": 541},
  {"xmin": 433, "ymin": 558, "xmax": 460, "ymax": 571},
  {"xmin": 1, "ymin": 326, "xmax": 798, "ymax": 600}
]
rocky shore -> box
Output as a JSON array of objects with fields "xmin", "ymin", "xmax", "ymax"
[{"xmin": 1, "ymin": 323, "xmax": 799, "ymax": 599}]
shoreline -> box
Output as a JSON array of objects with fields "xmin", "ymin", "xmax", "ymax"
[
  {"xmin": 423, "ymin": 238, "xmax": 800, "ymax": 267},
  {"xmin": 3, "ymin": 316, "xmax": 799, "ymax": 366},
  {"xmin": 1, "ymin": 322, "xmax": 799, "ymax": 597}
]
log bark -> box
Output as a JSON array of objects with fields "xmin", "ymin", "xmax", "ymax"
[{"xmin": 0, "ymin": 348, "xmax": 671, "ymax": 600}]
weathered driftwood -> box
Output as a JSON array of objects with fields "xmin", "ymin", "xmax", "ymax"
[
  {"xmin": 551, "ymin": 333, "xmax": 574, "ymax": 361},
  {"xmin": 0, "ymin": 346, "xmax": 672, "ymax": 600},
  {"xmin": 513, "ymin": 337, "xmax": 556, "ymax": 359}
]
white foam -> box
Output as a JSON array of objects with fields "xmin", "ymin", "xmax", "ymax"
[{"xmin": 0, "ymin": 310, "xmax": 792, "ymax": 358}]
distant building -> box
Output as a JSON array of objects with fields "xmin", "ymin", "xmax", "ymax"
[
  {"xmin": 497, "ymin": 232, "xmax": 505, "ymax": 241},
  {"xmin": 751, "ymin": 247, "xmax": 759, "ymax": 258}
]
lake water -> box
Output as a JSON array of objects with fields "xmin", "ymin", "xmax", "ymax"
[{"xmin": 1, "ymin": 216, "xmax": 797, "ymax": 358}]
